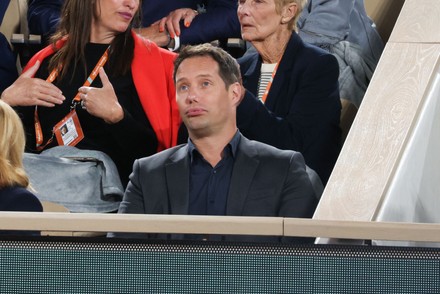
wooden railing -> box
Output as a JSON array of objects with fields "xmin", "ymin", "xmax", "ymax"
[
  {"xmin": 1, "ymin": 212, "xmax": 440, "ymax": 244},
  {"xmin": 2, "ymin": 0, "xmax": 439, "ymax": 246}
]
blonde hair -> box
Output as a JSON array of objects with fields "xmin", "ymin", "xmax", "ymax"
[
  {"xmin": 0, "ymin": 100, "xmax": 30, "ymax": 188},
  {"xmin": 276, "ymin": 0, "xmax": 307, "ymax": 31}
]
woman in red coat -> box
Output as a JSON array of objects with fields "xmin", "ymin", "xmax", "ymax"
[{"xmin": 1, "ymin": 0, "xmax": 181, "ymax": 187}]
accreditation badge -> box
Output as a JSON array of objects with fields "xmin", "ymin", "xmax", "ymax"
[{"xmin": 54, "ymin": 110, "xmax": 84, "ymax": 147}]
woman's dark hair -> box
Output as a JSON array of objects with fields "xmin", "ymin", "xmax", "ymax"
[{"xmin": 48, "ymin": 0, "xmax": 142, "ymax": 80}]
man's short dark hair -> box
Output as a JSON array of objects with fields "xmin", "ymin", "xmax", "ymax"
[{"xmin": 174, "ymin": 43, "xmax": 242, "ymax": 89}]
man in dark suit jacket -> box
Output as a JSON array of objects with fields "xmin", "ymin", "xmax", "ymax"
[
  {"xmin": 27, "ymin": 0, "xmax": 240, "ymax": 48},
  {"xmin": 114, "ymin": 43, "xmax": 317, "ymax": 242}
]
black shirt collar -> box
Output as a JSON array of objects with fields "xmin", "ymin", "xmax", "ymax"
[{"xmin": 188, "ymin": 130, "xmax": 241, "ymax": 162}]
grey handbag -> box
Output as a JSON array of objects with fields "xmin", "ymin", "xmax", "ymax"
[{"xmin": 23, "ymin": 146, "xmax": 124, "ymax": 213}]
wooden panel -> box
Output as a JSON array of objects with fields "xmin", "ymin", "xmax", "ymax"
[
  {"xmin": 2, "ymin": 212, "xmax": 440, "ymax": 243},
  {"xmin": 314, "ymin": 43, "xmax": 440, "ymax": 221},
  {"xmin": 0, "ymin": 212, "xmax": 284, "ymax": 236},
  {"xmin": 389, "ymin": 0, "xmax": 440, "ymax": 43},
  {"xmin": 284, "ymin": 218, "xmax": 440, "ymax": 243}
]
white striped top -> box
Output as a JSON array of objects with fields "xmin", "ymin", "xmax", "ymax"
[{"xmin": 258, "ymin": 63, "xmax": 277, "ymax": 102}]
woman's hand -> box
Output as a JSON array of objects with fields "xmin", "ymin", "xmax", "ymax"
[
  {"xmin": 78, "ymin": 67, "xmax": 124, "ymax": 124},
  {"xmin": 137, "ymin": 8, "xmax": 198, "ymax": 48},
  {"xmin": 0, "ymin": 61, "xmax": 65, "ymax": 107}
]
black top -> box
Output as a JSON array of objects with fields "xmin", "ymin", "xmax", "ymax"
[{"xmin": 18, "ymin": 43, "xmax": 158, "ymax": 187}]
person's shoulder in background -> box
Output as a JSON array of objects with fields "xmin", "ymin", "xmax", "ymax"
[
  {"xmin": 0, "ymin": 33, "xmax": 18, "ymax": 94},
  {"xmin": 0, "ymin": 186, "xmax": 43, "ymax": 212}
]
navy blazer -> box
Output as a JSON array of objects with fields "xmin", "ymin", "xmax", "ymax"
[
  {"xmin": 0, "ymin": 186, "xmax": 42, "ymax": 212},
  {"xmin": 114, "ymin": 134, "xmax": 317, "ymax": 243},
  {"xmin": 0, "ymin": 186, "xmax": 43, "ymax": 236},
  {"xmin": 28, "ymin": 0, "xmax": 240, "ymax": 45},
  {"xmin": 237, "ymin": 32, "xmax": 341, "ymax": 185}
]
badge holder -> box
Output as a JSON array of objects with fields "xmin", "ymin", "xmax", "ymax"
[{"xmin": 54, "ymin": 110, "xmax": 84, "ymax": 147}]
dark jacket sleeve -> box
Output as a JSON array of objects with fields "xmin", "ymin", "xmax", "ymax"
[
  {"xmin": 280, "ymin": 151, "xmax": 317, "ymax": 243},
  {"xmin": 279, "ymin": 152, "xmax": 317, "ymax": 219},
  {"xmin": 109, "ymin": 157, "xmax": 160, "ymax": 239},
  {"xmin": 117, "ymin": 159, "xmax": 147, "ymax": 215},
  {"xmin": 0, "ymin": 33, "xmax": 18, "ymax": 93},
  {"xmin": 179, "ymin": 0, "xmax": 241, "ymax": 44},
  {"xmin": 27, "ymin": 0, "xmax": 63, "ymax": 40}
]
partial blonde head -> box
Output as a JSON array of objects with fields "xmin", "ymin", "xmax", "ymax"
[
  {"xmin": 275, "ymin": 0, "xmax": 307, "ymax": 31},
  {"xmin": 0, "ymin": 100, "xmax": 29, "ymax": 188}
]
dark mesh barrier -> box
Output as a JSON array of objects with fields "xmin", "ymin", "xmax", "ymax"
[{"xmin": 0, "ymin": 237, "xmax": 439, "ymax": 293}]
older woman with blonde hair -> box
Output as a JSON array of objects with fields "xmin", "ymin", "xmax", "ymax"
[
  {"xmin": 0, "ymin": 100, "xmax": 42, "ymax": 214},
  {"xmin": 236, "ymin": 0, "xmax": 341, "ymax": 185}
]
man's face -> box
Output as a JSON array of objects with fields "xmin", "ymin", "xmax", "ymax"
[{"xmin": 175, "ymin": 56, "xmax": 237, "ymax": 138}]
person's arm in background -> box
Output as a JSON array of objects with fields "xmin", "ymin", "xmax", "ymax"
[
  {"xmin": 0, "ymin": 33, "xmax": 18, "ymax": 94},
  {"xmin": 165, "ymin": 0, "xmax": 241, "ymax": 44},
  {"xmin": 297, "ymin": 0, "xmax": 355, "ymax": 47},
  {"xmin": 27, "ymin": 0, "xmax": 64, "ymax": 42},
  {"xmin": 141, "ymin": 0, "xmax": 241, "ymax": 48},
  {"xmin": 1, "ymin": 1, "xmax": 18, "ymax": 93}
]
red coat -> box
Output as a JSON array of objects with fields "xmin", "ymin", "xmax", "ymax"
[{"xmin": 23, "ymin": 31, "xmax": 181, "ymax": 152}]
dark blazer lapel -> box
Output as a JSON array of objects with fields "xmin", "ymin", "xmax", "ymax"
[
  {"xmin": 226, "ymin": 136, "xmax": 259, "ymax": 216},
  {"xmin": 265, "ymin": 33, "xmax": 301, "ymax": 108},
  {"xmin": 242, "ymin": 53, "xmax": 261, "ymax": 96},
  {"xmin": 165, "ymin": 146, "xmax": 190, "ymax": 215}
]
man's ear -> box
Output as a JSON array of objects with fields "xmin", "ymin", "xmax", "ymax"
[
  {"xmin": 281, "ymin": 2, "xmax": 297, "ymax": 24},
  {"xmin": 230, "ymin": 82, "xmax": 243, "ymax": 106}
]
